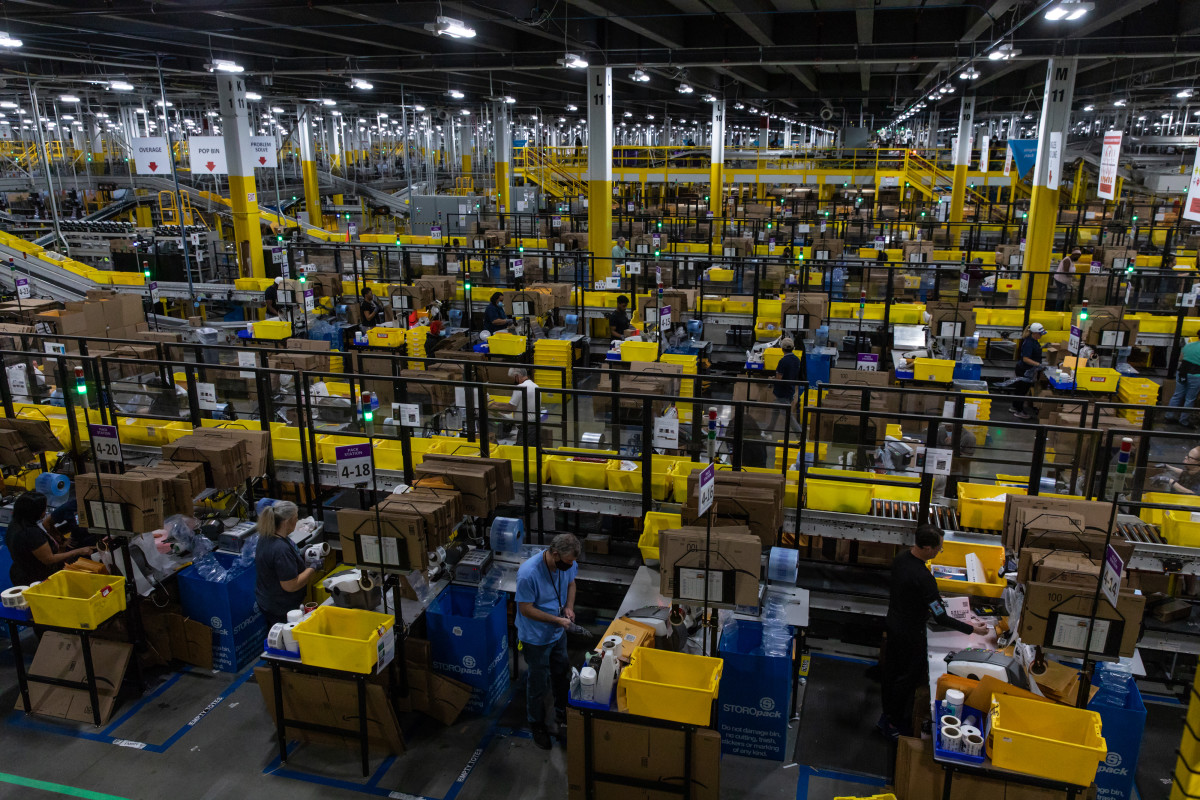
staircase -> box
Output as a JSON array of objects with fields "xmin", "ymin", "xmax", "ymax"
[
  {"xmin": 904, "ymin": 151, "xmax": 989, "ymax": 205},
  {"xmin": 517, "ymin": 146, "xmax": 587, "ymax": 200}
]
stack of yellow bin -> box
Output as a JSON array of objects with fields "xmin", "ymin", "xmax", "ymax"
[
  {"xmin": 660, "ymin": 353, "xmax": 698, "ymax": 422},
  {"xmin": 533, "ymin": 339, "xmax": 572, "ymax": 403},
  {"xmin": 406, "ymin": 327, "xmax": 430, "ymax": 369},
  {"xmin": 1117, "ymin": 376, "xmax": 1160, "ymax": 425}
]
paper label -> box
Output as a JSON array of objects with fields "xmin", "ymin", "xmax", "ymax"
[
  {"xmin": 335, "ymin": 443, "xmax": 373, "ymax": 487},
  {"xmin": 15, "ymin": 278, "xmax": 29, "ymax": 299},
  {"xmin": 678, "ymin": 568, "xmax": 723, "ymax": 602},
  {"xmin": 1052, "ymin": 614, "xmax": 1110, "ymax": 652},
  {"xmin": 1101, "ymin": 544, "xmax": 1124, "ymax": 609},
  {"xmin": 89, "ymin": 424, "xmax": 122, "ymax": 463},
  {"xmin": 398, "ymin": 403, "xmax": 421, "ymax": 427},
  {"xmin": 197, "ymin": 382, "xmax": 220, "ymax": 410},
  {"xmin": 238, "ymin": 351, "xmax": 257, "ymax": 379},
  {"xmin": 698, "ymin": 463, "xmax": 716, "ymax": 516},
  {"xmin": 653, "ymin": 417, "xmax": 679, "ymax": 449}
]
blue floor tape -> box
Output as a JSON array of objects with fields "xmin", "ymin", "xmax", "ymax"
[
  {"xmin": 5, "ymin": 661, "xmax": 257, "ymax": 754},
  {"xmin": 810, "ymin": 651, "xmax": 878, "ymax": 667}
]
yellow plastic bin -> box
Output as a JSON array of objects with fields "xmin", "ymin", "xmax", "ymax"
[
  {"xmin": 986, "ymin": 694, "xmax": 1106, "ymax": 786},
  {"xmin": 545, "ymin": 451, "xmax": 614, "ymax": 489},
  {"xmin": 668, "ymin": 462, "xmax": 731, "ymax": 502},
  {"xmin": 956, "ymin": 482, "xmax": 1026, "ymax": 529},
  {"xmin": 890, "ymin": 304, "xmax": 926, "ymax": 324},
  {"xmin": 367, "ymin": 326, "xmax": 405, "ymax": 347},
  {"xmin": 494, "ymin": 444, "xmax": 533, "ymax": 482},
  {"xmin": 1163, "ymin": 511, "xmax": 1200, "ymax": 547},
  {"xmin": 116, "ymin": 417, "xmax": 191, "ymax": 447},
  {"xmin": 619, "ymin": 648, "xmax": 723, "ymax": 726},
  {"xmin": 1075, "ymin": 367, "xmax": 1120, "ymax": 392},
  {"xmin": 292, "ymin": 605, "xmax": 395, "ymax": 674},
  {"xmin": 804, "ymin": 477, "xmax": 874, "ymax": 514},
  {"xmin": 488, "ymin": 333, "xmax": 527, "ymax": 356},
  {"xmin": 638, "ymin": 512, "xmax": 683, "ymax": 562},
  {"xmin": 1138, "ymin": 492, "xmax": 1200, "ymax": 525},
  {"xmin": 912, "ymin": 358, "xmax": 955, "ymax": 382},
  {"xmin": 620, "ymin": 341, "xmax": 659, "ymax": 362},
  {"xmin": 23, "ymin": 571, "xmax": 127, "ymax": 630},
  {"xmin": 271, "ymin": 425, "xmax": 308, "ymax": 462},
  {"xmin": 930, "ymin": 541, "xmax": 1006, "ymax": 598},
  {"xmin": 249, "ymin": 319, "xmax": 292, "ymax": 339}
]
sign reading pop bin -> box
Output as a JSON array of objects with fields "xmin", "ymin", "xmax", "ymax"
[
  {"xmin": 426, "ymin": 585, "xmax": 511, "ymax": 715},
  {"xmin": 718, "ymin": 620, "xmax": 792, "ymax": 760}
]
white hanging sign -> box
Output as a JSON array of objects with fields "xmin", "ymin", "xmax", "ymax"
[
  {"xmin": 132, "ymin": 137, "xmax": 170, "ymax": 175},
  {"xmin": 653, "ymin": 417, "xmax": 679, "ymax": 449},
  {"xmin": 1046, "ymin": 132, "xmax": 1062, "ymax": 190},
  {"xmin": 188, "ymin": 136, "xmax": 228, "ymax": 175},
  {"xmin": 249, "ymin": 136, "xmax": 278, "ymax": 169},
  {"xmin": 1097, "ymin": 132, "xmax": 1122, "ymax": 201}
]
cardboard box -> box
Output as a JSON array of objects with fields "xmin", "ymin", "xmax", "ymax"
[
  {"xmin": 0, "ymin": 417, "xmax": 61, "ymax": 454},
  {"xmin": 189, "ymin": 427, "xmax": 271, "ymax": 476},
  {"xmin": 125, "ymin": 462, "xmax": 205, "ymax": 517},
  {"xmin": 17, "ymin": 632, "xmax": 132, "ymax": 725},
  {"xmin": 134, "ymin": 322, "xmax": 183, "ymax": 343},
  {"xmin": 1018, "ymin": 581, "xmax": 1146, "ymax": 658},
  {"xmin": 1003, "ymin": 496, "xmax": 1115, "ymax": 552},
  {"xmin": 161, "ymin": 434, "xmax": 251, "ymax": 490},
  {"xmin": 254, "ymin": 666, "xmax": 406, "ymax": 755},
  {"xmin": 337, "ymin": 507, "xmax": 431, "ymax": 571},
  {"xmin": 269, "ymin": 351, "xmax": 328, "ymax": 373},
  {"xmin": 414, "ymin": 460, "xmax": 499, "ymax": 516},
  {"xmin": 0, "ymin": 427, "xmax": 34, "ymax": 467},
  {"xmin": 76, "ymin": 471, "xmax": 164, "ymax": 532},
  {"xmin": 419, "ymin": 453, "xmax": 514, "ymax": 503},
  {"xmin": 566, "ymin": 708, "xmax": 720, "ymax": 800},
  {"xmin": 658, "ymin": 527, "xmax": 762, "ymax": 606}
]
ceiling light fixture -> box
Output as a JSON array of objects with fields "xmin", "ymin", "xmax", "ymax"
[
  {"xmin": 959, "ymin": 68, "xmax": 980, "ymax": 80},
  {"xmin": 988, "ymin": 44, "xmax": 1020, "ymax": 61},
  {"xmin": 1045, "ymin": 0, "xmax": 1093, "ymax": 21},
  {"xmin": 1083, "ymin": 104, "xmax": 1095, "ymax": 111},
  {"xmin": 425, "ymin": 15, "xmax": 476, "ymax": 38},
  {"xmin": 349, "ymin": 78, "xmax": 373, "ymax": 90},
  {"xmin": 447, "ymin": 89, "xmax": 465, "ymax": 99},
  {"xmin": 59, "ymin": 94, "xmax": 79, "ymax": 103},
  {"xmin": 676, "ymin": 82, "xmax": 693, "ymax": 94},
  {"xmin": 557, "ymin": 53, "xmax": 588, "ymax": 69},
  {"xmin": 205, "ymin": 59, "xmax": 244, "ymax": 73},
  {"xmin": 322, "ymin": 98, "xmax": 337, "ymax": 106},
  {"xmin": 0, "ymin": 32, "xmax": 22, "ymax": 48},
  {"xmin": 1178, "ymin": 89, "xmax": 1194, "ymax": 98},
  {"xmin": 414, "ymin": 104, "xmax": 426, "ymax": 112},
  {"xmin": 271, "ymin": 106, "xmax": 284, "ymax": 114},
  {"xmin": 245, "ymin": 91, "xmax": 262, "ymax": 100},
  {"xmin": 1113, "ymin": 99, "xmax": 1126, "ymax": 107},
  {"xmin": 630, "ymin": 68, "xmax": 650, "ymax": 83},
  {"xmin": 108, "ymin": 80, "xmax": 134, "ymax": 92}
]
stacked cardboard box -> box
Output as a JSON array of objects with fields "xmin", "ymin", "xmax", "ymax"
[
  {"xmin": 76, "ymin": 471, "xmax": 165, "ymax": 532},
  {"xmin": 418, "ymin": 454, "xmax": 514, "ymax": 512},
  {"xmin": 811, "ymin": 237, "xmax": 844, "ymax": 259},
  {"xmin": 338, "ymin": 488, "xmax": 463, "ymax": 571},
  {"xmin": 681, "ymin": 471, "xmax": 784, "ymax": 547},
  {"xmin": 995, "ymin": 244, "xmax": 1023, "ymax": 268},
  {"xmin": 162, "ymin": 433, "xmax": 253, "ymax": 489},
  {"xmin": 92, "ymin": 343, "xmax": 159, "ymax": 378},
  {"xmin": 0, "ymin": 428, "xmax": 34, "ymax": 467},
  {"xmin": 658, "ymin": 525, "xmax": 763, "ymax": 605},
  {"xmin": 395, "ymin": 637, "xmax": 474, "ymax": 725},
  {"xmin": 782, "ymin": 292, "xmax": 827, "ymax": 329},
  {"xmin": 124, "ymin": 461, "xmax": 205, "ymax": 518}
]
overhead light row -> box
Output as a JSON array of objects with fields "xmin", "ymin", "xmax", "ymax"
[{"xmin": 1044, "ymin": 0, "xmax": 1093, "ymax": 21}]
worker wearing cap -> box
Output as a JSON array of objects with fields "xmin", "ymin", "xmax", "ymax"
[
  {"xmin": 264, "ymin": 277, "xmax": 283, "ymax": 318},
  {"xmin": 1009, "ymin": 322, "xmax": 1046, "ymax": 420}
]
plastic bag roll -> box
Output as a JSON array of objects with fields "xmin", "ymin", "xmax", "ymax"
[
  {"xmin": 767, "ymin": 547, "xmax": 799, "ymax": 584},
  {"xmin": 34, "ymin": 472, "xmax": 69, "ymax": 499}
]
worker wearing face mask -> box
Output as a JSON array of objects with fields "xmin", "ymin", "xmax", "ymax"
[{"xmin": 515, "ymin": 533, "xmax": 581, "ymax": 750}]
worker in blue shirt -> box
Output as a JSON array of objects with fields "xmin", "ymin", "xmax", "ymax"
[
  {"xmin": 515, "ymin": 533, "xmax": 581, "ymax": 749},
  {"xmin": 484, "ymin": 292, "xmax": 512, "ymax": 334}
]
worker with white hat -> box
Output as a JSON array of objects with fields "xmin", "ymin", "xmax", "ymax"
[
  {"xmin": 265, "ymin": 276, "xmax": 283, "ymax": 318},
  {"xmin": 1009, "ymin": 322, "xmax": 1046, "ymax": 419}
]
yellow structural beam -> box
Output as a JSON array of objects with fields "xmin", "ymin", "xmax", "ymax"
[
  {"xmin": 302, "ymin": 159, "xmax": 321, "ymax": 228},
  {"xmin": 1025, "ymin": 184, "xmax": 1058, "ymax": 308},
  {"xmin": 587, "ymin": 180, "xmax": 612, "ymax": 280},
  {"xmin": 496, "ymin": 161, "xmax": 511, "ymax": 214},
  {"xmin": 227, "ymin": 175, "xmax": 265, "ymax": 278}
]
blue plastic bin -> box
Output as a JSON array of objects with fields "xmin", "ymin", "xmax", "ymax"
[
  {"xmin": 177, "ymin": 552, "xmax": 265, "ymax": 673},
  {"xmin": 1088, "ymin": 673, "xmax": 1146, "ymax": 800}
]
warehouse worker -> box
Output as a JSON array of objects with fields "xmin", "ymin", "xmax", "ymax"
[
  {"xmin": 611, "ymin": 236, "xmax": 629, "ymax": 262},
  {"xmin": 608, "ymin": 295, "xmax": 633, "ymax": 340},
  {"xmin": 515, "ymin": 533, "xmax": 581, "ymax": 749},
  {"xmin": 489, "ymin": 368, "xmax": 539, "ymax": 443},
  {"xmin": 1165, "ymin": 339, "xmax": 1200, "ymax": 428},
  {"xmin": 360, "ymin": 287, "xmax": 384, "ymax": 326},
  {"xmin": 770, "ymin": 338, "xmax": 805, "ymax": 436},
  {"xmin": 485, "ymin": 292, "xmax": 512, "ymax": 334},
  {"xmin": 1008, "ymin": 322, "xmax": 1045, "ymax": 420},
  {"xmin": 1159, "ymin": 446, "xmax": 1200, "ymax": 494},
  {"xmin": 254, "ymin": 500, "xmax": 321, "ymax": 627},
  {"xmin": 878, "ymin": 524, "xmax": 988, "ymax": 740},
  {"xmin": 5, "ymin": 491, "xmax": 94, "ymax": 586},
  {"xmin": 1052, "ymin": 248, "xmax": 1080, "ymax": 311},
  {"xmin": 264, "ymin": 277, "xmax": 283, "ymax": 318}
]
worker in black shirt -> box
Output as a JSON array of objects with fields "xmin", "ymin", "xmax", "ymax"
[
  {"xmin": 769, "ymin": 338, "xmax": 805, "ymax": 437},
  {"xmin": 264, "ymin": 277, "xmax": 283, "ymax": 318},
  {"xmin": 1009, "ymin": 322, "xmax": 1045, "ymax": 420},
  {"xmin": 608, "ymin": 295, "xmax": 632, "ymax": 340},
  {"xmin": 485, "ymin": 292, "xmax": 512, "ymax": 334},
  {"xmin": 878, "ymin": 524, "xmax": 987, "ymax": 740},
  {"xmin": 360, "ymin": 287, "xmax": 384, "ymax": 326}
]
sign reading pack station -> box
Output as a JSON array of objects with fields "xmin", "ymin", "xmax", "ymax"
[{"xmin": 132, "ymin": 137, "xmax": 170, "ymax": 175}]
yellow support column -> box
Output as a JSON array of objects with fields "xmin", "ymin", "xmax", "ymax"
[
  {"xmin": 297, "ymin": 104, "xmax": 322, "ymax": 229},
  {"xmin": 948, "ymin": 96, "xmax": 975, "ymax": 243},
  {"xmin": 135, "ymin": 205, "xmax": 152, "ymax": 228},
  {"xmin": 217, "ymin": 75, "xmax": 265, "ymax": 278},
  {"xmin": 1025, "ymin": 58, "xmax": 1078, "ymax": 310},
  {"xmin": 586, "ymin": 66, "xmax": 613, "ymax": 279},
  {"xmin": 1071, "ymin": 159, "xmax": 1086, "ymax": 206}
]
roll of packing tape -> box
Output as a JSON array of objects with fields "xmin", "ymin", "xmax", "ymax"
[
  {"xmin": 286, "ymin": 609, "xmax": 304, "ymax": 625},
  {"xmin": 358, "ymin": 572, "xmax": 376, "ymax": 592},
  {"xmin": 2, "ymin": 586, "xmax": 30, "ymax": 609},
  {"xmin": 304, "ymin": 542, "xmax": 330, "ymax": 561},
  {"xmin": 941, "ymin": 726, "xmax": 962, "ymax": 753}
]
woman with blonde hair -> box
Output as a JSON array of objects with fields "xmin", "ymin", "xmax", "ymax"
[{"xmin": 254, "ymin": 500, "xmax": 315, "ymax": 626}]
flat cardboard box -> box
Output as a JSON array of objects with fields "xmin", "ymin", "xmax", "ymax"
[
  {"xmin": 0, "ymin": 427, "xmax": 34, "ymax": 467},
  {"xmin": 0, "ymin": 417, "xmax": 61, "ymax": 454},
  {"xmin": 254, "ymin": 666, "xmax": 405, "ymax": 755},
  {"xmin": 658, "ymin": 527, "xmax": 762, "ymax": 606},
  {"xmin": 269, "ymin": 351, "xmax": 328, "ymax": 374},
  {"xmin": 413, "ymin": 461, "xmax": 496, "ymax": 516},
  {"xmin": 125, "ymin": 462, "xmax": 205, "ymax": 517},
  {"xmin": 161, "ymin": 435, "xmax": 250, "ymax": 490},
  {"xmin": 18, "ymin": 632, "xmax": 133, "ymax": 725},
  {"xmin": 1003, "ymin": 496, "xmax": 1114, "ymax": 552},
  {"xmin": 682, "ymin": 484, "xmax": 781, "ymax": 547},
  {"xmin": 566, "ymin": 708, "xmax": 720, "ymax": 800},
  {"xmin": 1017, "ymin": 548, "xmax": 1101, "ymax": 585},
  {"xmin": 76, "ymin": 472, "xmax": 164, "ymax": 533},
  {"xmin": 135, "ymin": 322, "xmax": 183, "ymax": 343},
  {"xmin": 189, "ymin": 427, "xmax": 271, "ymax": 476},
  {"xmin": 1019, "ymin": 581, "xmax": 1146, "ymax": 658}
]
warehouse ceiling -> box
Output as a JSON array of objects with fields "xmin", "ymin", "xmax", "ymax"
[{"xmin": 0, "ymin": 0, "xmax": 1197, "ymax": 132}]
